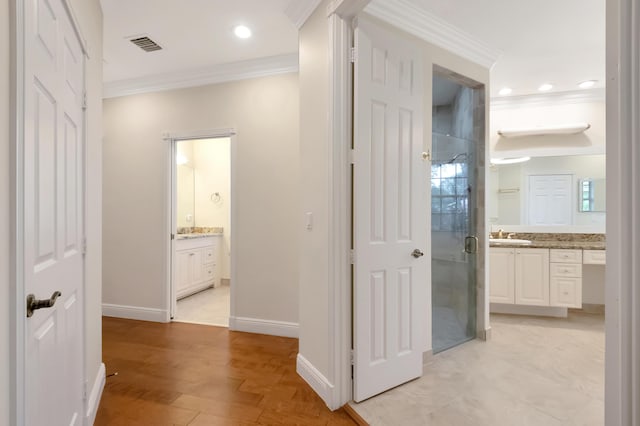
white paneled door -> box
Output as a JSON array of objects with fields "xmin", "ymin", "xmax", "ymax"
[
  {"xmin": 22, "ymin": 0, "xmax": 86, "ymax": 424},
  {"xmin": 353, "ymin": 18, "xmax": 426, "ymax": 402}
]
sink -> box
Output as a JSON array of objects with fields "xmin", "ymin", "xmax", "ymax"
[{"xmin": 489, "ymin": 238, "xmax": 532, "ymax": 245}]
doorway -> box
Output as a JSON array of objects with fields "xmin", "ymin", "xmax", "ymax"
[
  {"xmin": 431, "ymin": 68, "xmax": 484, "ymax": 353},
  {"xmin": 170, "ymin": 136, "xmax": 233, "ymax": 327}
]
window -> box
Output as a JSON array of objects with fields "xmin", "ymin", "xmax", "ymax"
[{"xmin": 431, "ymin": 162, "xmax": 469, "ymax": 232}]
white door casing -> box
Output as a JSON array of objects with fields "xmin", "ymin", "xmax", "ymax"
[
  {"xmin": 22, "ymin": 0, "xmax": 86, "ymax": 424},
  {"xmin": 353, "ymin": 17, "xmax": 426, "ymax": 402}
]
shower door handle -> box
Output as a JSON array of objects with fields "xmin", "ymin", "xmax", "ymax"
[{"xmin": 464, "ymin": 236, "xmax": 478, "ymax": 254}]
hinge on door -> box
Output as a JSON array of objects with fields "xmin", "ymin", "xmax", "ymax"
[
  {"xmin": 83, "ymin": 380, "xmax": 88, "ymax": 401},
  {"xmin": 349, "ymin": 47, "xmax": 356, "ymax": 63},
  {"xmin": 171, "ymin": 233, "xmax": 175, "ymax": 240},
  {"xmin": 349, "ymin": 149, "xmax": 355, "ymax": 164},
  {"xmin": 82, "ymin": 90, "xmax": 87, "ymax": 110},
  {"xmin": 82, "ymin": 237, "xmax": 87, "ymax": 256},
  {"xmin": 349, "ymin": 249, "xmax": 355, "ymax": 264},
  {"xmin": 350, "ymin": 350, "xmax": 355, "ymax": 365}
]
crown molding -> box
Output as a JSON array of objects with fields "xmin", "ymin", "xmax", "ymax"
[
  {"xmin": 364, "ymin": 0, "xmax": 502, "ymax": 69},
  {"xmin": 490, "ymin": 88, "xmax": 605, "ymax": 110},
  {"xmin": 103, "ymin": 53, "xmax": 299, "ymax": 99},
  {"xmin": 285, "ymin": 0, "xmax": 323, "ymax": 29}
]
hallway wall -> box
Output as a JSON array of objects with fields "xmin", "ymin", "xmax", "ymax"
[{"xmin": 103, "ymin": 73, "xmax": 300, "ymax": 331}]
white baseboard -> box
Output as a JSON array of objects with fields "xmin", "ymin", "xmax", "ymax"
[
  {"xmin": 228, "ymin": 316, "xmax": 298, "ymax": 338},
  {"xmin": 85, "ymin": 363, "xmax": 105, "ymax": 426},
  {"xmin": 490, "ymin": 303, "xmax": 568, "ymax": 318},
  {"xmin": 296, "ymin": 353, "xmax": 336, "ymax": 409},
  {"xmin": 102, "ymin": 303, "xmax": 169, "ymax": 322}
]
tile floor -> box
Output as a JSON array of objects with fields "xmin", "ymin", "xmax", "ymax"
[
  {"xmin": 174, "ymin": 283, "xmax": 230, "ymax": 327},
  {"xmin": 351, "ymin": 312, "xmax": 604, "ymax": 426}
]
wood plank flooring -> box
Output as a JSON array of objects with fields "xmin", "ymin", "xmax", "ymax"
[{"xmin": 96, "ymin": 317, "xmax": 356, "ymax": 425}]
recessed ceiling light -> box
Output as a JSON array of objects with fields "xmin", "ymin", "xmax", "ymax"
[
  {"xmin": 498, "ymin": 87, "xmax": 513, "ymax": 96},
  {"xmin": 578, "ymin": 80, "xmax": 597, "ymax": 89},
  {"xmin": 538, "ymin": 83, "xmax": 553, "ymax": 92},
  {"xmin": 234, "ymin": 25, "xmax": 252, "ymax": 39}
]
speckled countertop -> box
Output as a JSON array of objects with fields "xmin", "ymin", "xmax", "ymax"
[
  {"xmin": 176, "ymin": 233, "xmax": 223, "ymax": 240},
  {"xmin": 176, "ymin": 226, "xmax": 223, "ymax": 240},
  {"xmin": 489, "ymin": 233, "xmax": 606, "ymax": 250}
]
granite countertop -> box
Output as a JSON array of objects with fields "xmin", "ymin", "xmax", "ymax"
[
  {"xmin": 489, "ymin": 232, "xmax": 605, "ymax": 250},
  {"xmin": 489, "ymin": 240, "xmax": 606, "ymax": 250},
  {"xmin": 176, "ymin": 232, "xmax": 223, "ymax": 240}
]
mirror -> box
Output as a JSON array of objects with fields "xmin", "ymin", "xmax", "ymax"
[
  {"xmin": 176, "ymin": 163, "xmax": 195, "ymax": 228},
  {"xmin": 489, "ymin": 154, "xmax": 605, "ymax": 228},
  {"xmin": 579, "ymin": 178, "xmax": 606, "ymax": 212}
]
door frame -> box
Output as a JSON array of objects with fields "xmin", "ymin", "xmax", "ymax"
[
  {"xmin": 163, "ymin": 129, "xmax": 237, "ymax": 324},
  {"xmin": 9, "ymin": 0, "xmax": 89, "ymax": 424}
]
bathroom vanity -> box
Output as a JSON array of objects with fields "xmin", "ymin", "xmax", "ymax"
[
  {"xmin": 175, "ymin": 234, "xmax": 222, "ymax": 299},
  {"xmin": 489, "ymin": 234, "xmax": 605, "ymax": 315}
]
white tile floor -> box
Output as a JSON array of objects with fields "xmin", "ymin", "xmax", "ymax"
[
  {"xmin": 174, "ymin": 283, "xmax": 230, "ymax": 327},
  {"xmin": 351, "ymin": 312, "xmax": 604, "ymax": 426}
]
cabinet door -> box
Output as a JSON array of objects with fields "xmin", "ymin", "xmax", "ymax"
[
  {"xmin": 489, "ymin": 248, "xmax": 515, "ymax": 303},
  {"xmin": 176, "ymin": 251, "xmax": 192, "ymax": 292},
  {"xmin": 515, "ymin": 248, "xmax": 550, "ymax": 306},
  {"xmin": 191, "ymin": 249, "xmax": 204, "ymax": 283}
]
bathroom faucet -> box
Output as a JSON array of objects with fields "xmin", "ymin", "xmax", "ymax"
[{"xmin": 497, "ymin": 229, "xmax": 504, "ymax": 238}]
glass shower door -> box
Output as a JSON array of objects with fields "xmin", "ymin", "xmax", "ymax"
[{"xmin": 431, "ymin": 71, "xmax": 482, "ymax": 354}]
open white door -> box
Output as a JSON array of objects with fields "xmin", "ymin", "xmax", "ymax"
[
  {"xmin": 353, "ymin": 17, "xmax": 427, "ymax": 402},
  {"xmin": 21, "ymin": 0, "xmax": 86, "ymax": 424}
]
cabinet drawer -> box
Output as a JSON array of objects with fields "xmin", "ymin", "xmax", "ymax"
[
  {"xmin": 204, "ymin": 265, "xmax": 215, "ymax": 280},
  {"xmin": 550, "ymin": 277, "xmax": 582, "ymax": 308},
  {"xmin": 583, "ymin": 250, "xmax": 606, "ymax": 265},
  {"xmin": 203, "ymin": 247, "xmax": 216, "ymax": 265},
  {"xmin": 550, "ymin": 249, "xmax": 582, "ymax": 264},
  {"xmin": 550, "ymin": 262, "xmax": 582, "ymax": 278}
]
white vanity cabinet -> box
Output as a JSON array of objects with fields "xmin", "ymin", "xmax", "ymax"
[
  {"xmin": 489, "ymin": 247, "xmax": 550, "ymax": 306},
  {"xmin": 550, "ymin": 249, "xmax": 582, "ymax": 308},
  {"xmin": 175, "ymin": 236, "xmax": 220, "ymax": 299},
  {"xmin": 489, "ymin": 248, "xmax": 515, "ymax": 303}
]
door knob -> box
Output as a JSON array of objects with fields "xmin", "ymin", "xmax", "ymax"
[
  {"xmin": 411, "ymin": 249, "xmax": 424, "ymax": 258},
  {"xmin": 26, "ymin": 291, "xmax": 62, "ymax": 318}
]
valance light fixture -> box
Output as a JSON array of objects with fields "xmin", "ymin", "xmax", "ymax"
[
  {"xmin": 491, "ymin": 157, "xmax": 531, "ymax": 165},
  {"xmin": 497, "ymin": 123, "xmax": 591, "ymax": 138}
]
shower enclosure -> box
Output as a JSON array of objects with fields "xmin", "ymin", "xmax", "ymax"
[{"xmin": 431, "ymin": 68, "xmax": 484, "ymax": 353}]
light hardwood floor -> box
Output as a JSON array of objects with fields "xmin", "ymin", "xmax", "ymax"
[{"xmin": 96, "ymin": 317, "xmax": 356, "ymax": 425}]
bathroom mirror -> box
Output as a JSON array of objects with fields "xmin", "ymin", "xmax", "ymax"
[
  {"xmin": 578, "ymin": 178, "xmax": 606, "ymax": 212},
  {"xmin": 489, "ymin": 154, "xmax": 605, "ymax": 228}
]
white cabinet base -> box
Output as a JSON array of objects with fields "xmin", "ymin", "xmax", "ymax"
[{"xmin": 490, "ymin": 303, "xmax": 568, "ymax": 318}]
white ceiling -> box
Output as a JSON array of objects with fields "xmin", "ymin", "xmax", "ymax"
[{"xmin": 101, "ymin": 0, "xmax": 605, "ymax": 98}]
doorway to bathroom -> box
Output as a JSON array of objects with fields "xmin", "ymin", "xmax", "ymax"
[
  {"xmin": 431, "ymin": 67, "xmax": 485, "ymax": 353},
  {"xmin": 170, "ymin": 135, "xmax": 234, "ymax": 327}
]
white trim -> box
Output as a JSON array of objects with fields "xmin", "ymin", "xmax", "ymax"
[
  {"xmin": 84, "ymin": 363, "xmax": 105, "ymax": 426},
  {"xmin": 229, "ymin": 316, "xmax": 299, "ymax": 338},
  {"xmin": 102, "ymin": 304, "xmax": 169, "ymax": 323},
  {"xmin": 364, "ymin": 0, "xmax": 501, "ymax": 69},
  {"xmin": 103, "ymin": 54, "xmax": 299, "ymax": 99},
  {"xmin": 605, "ymin": 0, "xmax": 639, "ymax": 423},
  {"xmin": 285, "ymin": 0, "xmax": 323, "ymax": 29},
  {"xmin": 490, "ymin": 303, "xmax": 568, "ymax": 318},
  {"xmin": 326, "ymin": 12, "xmax": 354, "ymax": 410},
  {"xmin": 162, "ymin": 128, "xmax": 236, "ymax": 141},
  {"xmin": 296, "ymin": 354, "xmax": 336, "ymax": 408},
  {"xmin": 491, "ymin": 88, "xmax": 605, "ymax": 110}
]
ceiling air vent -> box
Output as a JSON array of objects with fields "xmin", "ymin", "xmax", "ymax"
[{"xmin": 129, "ymin": 36, "xmax": 162, "ymax": 52}]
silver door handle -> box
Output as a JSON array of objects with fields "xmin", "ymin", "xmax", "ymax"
[
  {"xmin": 411, "ymin": 249, "xmax": 424, "ymax": 258},
  {"xmin": 26, "ymin": 291, "xmax": 61, "ymax": 318},
  {"xmin": 465, "ymin": 236, "xmax": 478, "ymax": 254}
]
